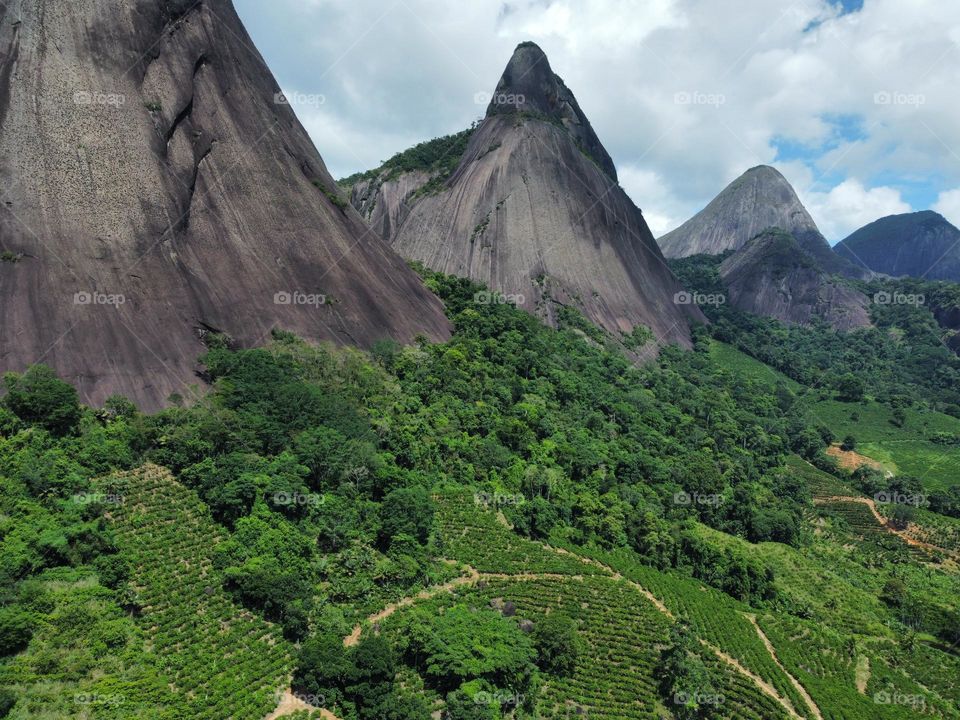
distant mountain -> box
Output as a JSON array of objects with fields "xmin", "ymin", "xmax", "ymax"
[
  {"xmin": 720, "ymin": 228, "xmax": 871, "ymax": 331},
  {"xmin": 660, "ymin": 166, "xmax": 866, "ymax": 278},
  {"xmin": 343, "ymin": 42, "xmax": 703, "ymax": 348},
  {"xmin": 834, "ymin": 211, "xmax": 960, "ymax": 282},
  {"xmin": 0, "ymin": 0, "xmax": 449, "ymax": 411}
]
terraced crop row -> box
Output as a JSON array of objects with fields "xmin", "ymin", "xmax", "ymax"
[
  {"xmin": 815, "ymin": 502, "xmax": 928, "ymax": 562},
  {"xmin": 563, "ymin": 545, "xmax": 818, "ymax": 720},
  {"xmin": 758, "ymin": 615, "xmax": 960, "ymax": 720},
  {"xmin": 434, "ymin": 490, "xmax": 604, "ymax": 576},
  {"xmin": 106, "ymin": 466, "xmax": 294, "ymax": 720}
]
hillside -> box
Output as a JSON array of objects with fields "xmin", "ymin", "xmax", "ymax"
[
  {"xmin": 659, "ymin": 166, "xmax": 866, "ymax": 279},
  {"xmin": 343, "ymin": 42, "xmax": 704, "ymax": 348},
  {"xmin": 0, "ymin": 0, "xmax": 449, "ymax": 412},
  {"xmin": 2, "ymin": 267, "xmax": 960, "ymax": 718},
  {"xmin": 835, "ymin": 211, "xmax": 960, "ymax": 282},
  {"xmin": 719, "ymin": 228, "xmax": 871, "ymax": 330}
]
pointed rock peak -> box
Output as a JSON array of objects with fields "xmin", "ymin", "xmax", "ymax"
[
  {"xmin": 490, "ymin": 42, "xmax": 555, "ymax": 115},
  {"xmin": 486, "ymin": 41, "xmax": 618, "ymax": 181}
]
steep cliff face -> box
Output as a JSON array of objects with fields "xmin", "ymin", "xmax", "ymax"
[
  {"xmin": 0, "ymin": 0, "xmax": 449, "ymax": 410},
  {"xmin": 835, "ymin": 211, "xmax": 960, "ymax": 282},
  {"xmin": 347, "ymin": 43, "xmax": 703, "ymax": 348},
  {"xmin": 659, "ymin": 166, "xmax": 866, "ymax": 278},
  {"xmin": 720, "ymin": 229, "xmax": 871, "ymax": 331}
]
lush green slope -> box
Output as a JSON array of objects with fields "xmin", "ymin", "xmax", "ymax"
[{"xmin": 2, "ymin": 267, "xmax": 959, "ymax": 719}]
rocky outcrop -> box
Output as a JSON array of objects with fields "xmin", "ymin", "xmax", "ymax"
[
  {"xmin": 659, "ymin": 166, "xmax": 867, "ymax": 279},
  {"xmin": 348, "ymin": 170, "xmax": 432, "ymax": 246},
  {"xmin": 0, "ymin": 0, "xmax": 449, "ymax": 411},
  {"xmin": 347, "ymin": 42, "xmax": 703, "ymax": 348},
  {"xmin": 834, "ymin": 211, "xmax": 960, "ymax": 282},
  {"xmin": 720, "ymin": 229, "xmax": 871, "ymax": 331}
]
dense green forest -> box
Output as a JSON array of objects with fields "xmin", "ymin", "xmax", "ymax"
[{"xmin": 1, "ymin": 267, "xmax": 959, "ymax": 719}]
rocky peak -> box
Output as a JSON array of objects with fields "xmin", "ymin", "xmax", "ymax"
[{"xmin": 487, "ymin": 41, "xmax": 617, "ymax": 181}]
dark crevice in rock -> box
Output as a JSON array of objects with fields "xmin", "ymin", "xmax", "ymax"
[
  {"xmin": 177, "ymin": 144, "xmax": 214, "ymax": 233},
  {"xmin": 138, "ymin": 1, "xmax": 205, "ymax": 81},
  {"xmin": 163, "ymin": 54, "xmax": 208, "ymax": 149},
  {"xmin": 164, "ymin": 96, "xmax": 194, "ymax": 147},
  {"xmin": 0, "ymin": 19, "xmax": 21, "ymax": 130}
]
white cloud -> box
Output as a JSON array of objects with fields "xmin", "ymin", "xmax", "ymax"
[
  {"xmin": 234, "ymin": 0, "xmax": 960, "ymax": 233},
  {"xmin": 934, "ymin": 189, "xmax": 960, "ymax": 228},
  {"xmin": 802, "ymin": 179, "xmax": 912, "ymax": 242},
  {"xmin": 618, "ymin": 165, "xmax": 695, "ymax": 236}
]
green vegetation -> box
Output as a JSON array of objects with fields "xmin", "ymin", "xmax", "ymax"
[
  {"xmin": 338, "ymin": 127, "xmax": 476, "ymax": 194},
  {"xmin": 312, "ymin": 180, "xmax": 349, "ymax": 210},
  {"xmin": 2, "ymin": 263, "xmax": 959, "ymax": 718},
  {"xmin": 0, "ymin": 251, "xmax": 20, "ymax": 263}
]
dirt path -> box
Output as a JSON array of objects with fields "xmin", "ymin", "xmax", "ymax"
[
  {"xmin": 264, "ymin": 689, "xmax": 340, "ymax": 720},
  {"xmin": 343, "ymin": 548, "xmax": 815, "ymax": 719},
  {"xmin": 343, "ymin": 568, "xmax": 583, "ymax": 646},
  {"xmin": 814, "ymin": 495, "xmax": 959, "ymax": 560},
  {"xmin": 746, "ymin": 614, "xmax": 824, "ymax": 720},
  {"xmin": 855, "ymin": 654, "xmax": 870, "ymax": 695},
  {"xmin": 705, "ymin": 642, "xmax": 805, "ymax": 720}
]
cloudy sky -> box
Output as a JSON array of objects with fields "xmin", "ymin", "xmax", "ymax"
[{"xmin": 234, "ymin": 0, "xmax": 960, "ymax": 242}]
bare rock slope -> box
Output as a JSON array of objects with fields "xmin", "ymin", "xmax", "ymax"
[
  {"xmin": 660, "ymin": 166, "xmax": 866, "ymax": 279},
  {"xmin": 348, "ymin": 42, "xmax": 703, "ymax": 348},
  {"xmin": 720, "ymin": 228, "xmax": 871, "ymax": 331},
  {"xmin": 0, "ymin": 0, "xmax": 449, "ymax": 410}
]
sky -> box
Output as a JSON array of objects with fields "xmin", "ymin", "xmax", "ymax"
[{"xmin": 234, "ymin": 0, "xmax": 960, "ymax": 242}]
